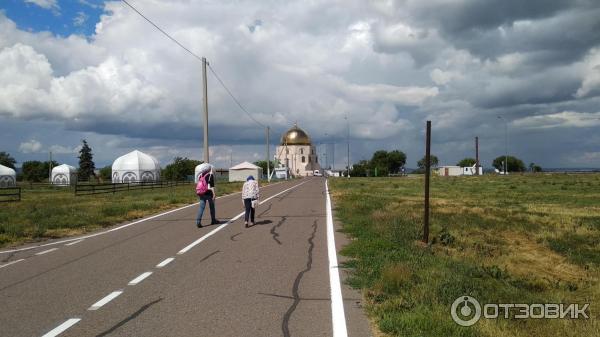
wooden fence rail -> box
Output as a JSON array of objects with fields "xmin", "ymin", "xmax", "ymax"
[{"xmin": 0, "ymin": 187, "xmax": 21, "ymax": 202}]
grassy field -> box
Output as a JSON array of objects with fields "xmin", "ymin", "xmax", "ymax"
[
  {"xmin": 330, "ymin": 174, "xmax": 600, "ymax": 337},
  {"xmin": 0, "ymin": 181, "xmax": 247, "ymax": 248}
]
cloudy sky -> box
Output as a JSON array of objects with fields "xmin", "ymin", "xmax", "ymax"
[{"xmin": 1, "ymin": 0, "xmax": 600, "ymax": 169}]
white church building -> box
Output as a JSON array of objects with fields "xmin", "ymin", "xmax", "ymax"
[{"xmin": 275, "ymin": 124, "xmax": 321, "ymax": 177}]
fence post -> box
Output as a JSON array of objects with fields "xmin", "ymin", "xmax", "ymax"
[{"xmin": 423, "ymin": 120, "xmax": 431, "ymax": 244}]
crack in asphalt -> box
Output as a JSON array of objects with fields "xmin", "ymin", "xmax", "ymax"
[
  {"xmin": 230, "ymin": 233, "xmax": 242, "ymax": 241},
  {"xmin": 95, "ymin": 298, "xmax": 163, "ymax": 337},
  {"xmin": 270, "ymin": 217, "xmax": 287, "ymax": 245},
  {"xmin": 257, "ymin": 203, "xmax": 272, "ymax": 217},
  {"xmin": 199, "ymin": 250, "xmax": 220, "ymax": 263},
  {"xmin": 281, "ymin": 220, "xmax": 318, "ymax": 337}
]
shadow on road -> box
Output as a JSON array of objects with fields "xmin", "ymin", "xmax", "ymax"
[{"xmin": 96, "ymin": 298, "xmax": 163, "ymax": 337}]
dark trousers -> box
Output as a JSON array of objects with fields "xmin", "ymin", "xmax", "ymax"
[
  {"xmin": 197, "ymin": 194, "xmax": 216, "ymax": 224},
  {"xmin": 244, "ymin": 198, "xmax": 255, "ymax": 223}
]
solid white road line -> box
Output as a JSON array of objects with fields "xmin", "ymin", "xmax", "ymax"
[
  {"xmin": 0, "ymin": 258, "xmax": 25, "ymax": 269},
  {"xmin": 156, "ymin": 257, "xmax": 175, "ymax": 268},
  {"xmin": 88, "ymin": 290, "xmax": 123, "ymax": 311},
  {"xmin": 128, "ymin": 272, "xmax": 152, "ymax": 285},
  {"xmin": 177, "ymin": 180, "xmax": 309, "ymax": 255},
  {"xmin": 41, "ymin": 318, "xmax": 81, "ymax": 337},
  {"xmin": 65, "ymin": 239, "xmax": 84, "ymax": 246},
  {"xmin": 325, "ymin": 179, "xmax": 349, "ymax": 337},
  {"xmin": 35, "ymin": 248, "xmax": 58, "ymax": 256},
  {"xmin": 0, "ymin": 180, "xmax": 289, "ymax": 255}
]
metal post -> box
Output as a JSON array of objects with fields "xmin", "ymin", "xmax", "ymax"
[
  {"xmin": 475, "ymin": 136, "xmax": 479, "ymax": 175},
  {"xmin": 202, "ymin": 57, "xmax": 209, "ymax": 163},
  {"xmin": 345, "ymin": 115, "xmax": 350, "ymax": 178},
  {"xmin": 423, "ymin": 120, "xmax": 431, "ymax": 244},
  {"xmin": 266, "ymin": 126, "xmax": 271, "ymax": 182},
  {"xmin": 497, "ymin": 116, "xmax": 508, "ymax": 174},
  {"xmin": 49, "ymin": 151, "xmax": 53, "ymax": 183}
]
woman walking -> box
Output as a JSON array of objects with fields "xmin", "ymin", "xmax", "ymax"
[
  {"xmin": 242, "ymin": 175, "xmax": 259, "ymax": 228},
  {"xmin": 196, "ymin": 163, "xmax": 219, "ymax": 228}
]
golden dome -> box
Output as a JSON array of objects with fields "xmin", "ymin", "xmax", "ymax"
[{"xmin": 281, "ymin": 124, "xmax": 311, "ymax": 145}]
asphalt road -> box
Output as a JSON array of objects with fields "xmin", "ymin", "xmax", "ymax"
[{"xmin": 0, "ymin": 178, "xmax": 373, "ymax": 337}]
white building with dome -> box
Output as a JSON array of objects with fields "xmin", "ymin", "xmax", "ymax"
[
  {"xmin": 112, "ymin": 150, "xmax": 161, "ymax": 183},
  {"xmin": 275, "ymin": 124, "xmax": 321, "ymax": 177},
  {"xmin": 51, "ymin": 164, "xmax": 77, "ymax": 186},
  {"xmin": 0, "ymin": 164, "xmax": 16, "ymax": 187}
]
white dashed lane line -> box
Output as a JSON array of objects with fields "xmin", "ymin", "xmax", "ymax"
[
  {"xmin": 41, "ymin": 318, "xmax": 81, "ymax": 337},
  {"xmin": 35, "ymin": 248, "xmax": 58, "ymax": 256},
  {"xmin": 128, "ymin": 272, "xmax": 152, "ymax": 286},
  {"xmin": 88, "ymin": 290, "xmax": 123, "ymax": 311},
  {"xmin": 65, "ymin": 239, "xmax": 84, "ymax": 246},
  {"xmin": 0, "ymin": 258, "xmax": 25, "ymax": 269},
  {"xmin": 156, "ymin": 257, "xmax": 175, "ymax": 268}
]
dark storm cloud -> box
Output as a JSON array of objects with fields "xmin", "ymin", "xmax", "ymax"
[{"xmin": 64, "ymin": 119, "xmax": 272, "ymax": 145}]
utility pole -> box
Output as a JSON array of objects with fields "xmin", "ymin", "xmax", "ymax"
[
  {"xmin": 475, "ymin": 136, "xmax": 479, "ymax": 175},
  {"xmin": 497, "ymin": 116, "xmax": 508, "ymax": 174},
  {"xmin": 49, "ymin": 151, "xmax": 53, "ymax": 183},
  {"xmin": 423, "ymin": 121, "xmax": 431, "ymax": 244},
  {"xmin": 202, "ymin": 57, "xmax": 209, "ymax": 163},
  {"xmin": 345, "ymin": 116, "xmax": 350, "ymax": 179},
  {"xmin": 266, "ymin": 126, "xmax": 271, "ymax": 182}
]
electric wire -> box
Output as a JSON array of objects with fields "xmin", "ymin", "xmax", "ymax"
[
  {"xmin": 121, "ymin": 0, "xmax": 282, "ymax": 136},
  {"xmin": 121, "ymin": 0, "xmax": 203, "ymax": 62}
]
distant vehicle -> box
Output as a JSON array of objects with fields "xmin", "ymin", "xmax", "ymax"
[{"xmin": 313, "ymin": 170, "xmax": 322, "ymax": 176}]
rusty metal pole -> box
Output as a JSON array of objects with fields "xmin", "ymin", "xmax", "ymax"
[
  {"xmin": 423, "ymin": 120, "xmax": 431, "ymax": 244},
  {"xmin": 475, "ymin": 136, "xmax": 479, "ymax": 175}
]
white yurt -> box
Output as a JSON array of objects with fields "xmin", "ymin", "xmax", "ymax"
[
  {"xmin": 112, "ymin": 150, "xmax": 161, "ymax": 183},
  {"xmin": 51, "ymin": 164, "xmax": 77, "ymax": 186},
  {"xmin": 229, "ymin": 161, "xmax": 263, "ymax": 182},
  {"xmin": 0, "ymin": 164, "xmax": 16, "ymax": 187},
  {"xmin": 194, "ymin": 163, "xmax": 213, "ymax": 183}
]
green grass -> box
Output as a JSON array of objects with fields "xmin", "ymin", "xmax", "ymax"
[
  {"xmin": 330, "ymin": 174, "xmax": 600, "ymax": 337},
  {"xmin": 0, "ymin": 181, "xmax": 246, "ymax": 248}
]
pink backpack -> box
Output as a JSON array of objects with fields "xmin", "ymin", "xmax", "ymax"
[{"xmin": 195, "ymin": 172, "xmax": 210, "ymax": 195}]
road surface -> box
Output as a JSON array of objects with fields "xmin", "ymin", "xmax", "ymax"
[{"xmin": 0, "ymin": 178, "xmax": 373, "ymax": 337}]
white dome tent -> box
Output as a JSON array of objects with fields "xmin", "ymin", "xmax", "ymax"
[
  {"xmin": 0, "ymin": 164, "xmax": 16, "ymax": 187},
  {"xmin": 112, "ymin": 150, "xmax": 161, "ymax": 183},
  {"xmin": 51, "ymin": 164, "xmax": 77, "ymax": 186}
]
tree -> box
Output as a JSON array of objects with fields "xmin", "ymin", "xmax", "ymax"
[
  {"xmin": 349, "ymin": 160, "xmax": 370, "ymax": 177},
  {"xmin": 388, "ymin": 150, "xmax": 407, "ymax": 174},
  {"xmin": 417, "ymin": 155, "xmax": 439, "ymax": 170},
  {"xmin": 78, "ymin": 140, "xmax": 95, "ymax": 180},
  {"xmin": 370, "ymin": 150, "xmax": 390, "ymax": 176},
  {"xmin": 457, "ymin": 158, "xmax": 476, "ymax": 167},
  {"xmin": 492, "ymin": 156, "xmax": 526, "ymax": 172},
  {"xmin": 22, "ymin": 160, "xmax": 58, "ymax": 182},
  {"xmin": 0, "ymin": 151, "xmax": 16, "ymax": 169},
  {"xmin": 254, "ymin": 160, "xmax": 278, "ymax": 177},
  {"xmin": 162, "ymin": 157, "xmax": 202, "ymax": 181},
  {"xmin": 99, "ymin": 165, "xmax": 112, "ymax": 181},
  {"xmin": 529, "ymin": 162, "xmax": 543, "ymax": 173}
]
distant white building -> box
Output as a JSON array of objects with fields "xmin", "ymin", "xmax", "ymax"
[
  {"xmin": 0, "ymin": 164, "xmax": 16, "ymax": 187},
  {"xmin": 112, "ymin": 150, "xmax": 161, "ymax": 183},
  {"xmin": 52, "ymin": 164, "xmax": 77, "ymax": 186},
  {"xmin": 437, "ymin": 165, "xmax": 483, "ymax": 176},
  {"xmin": 229, "ymin": 161, "xmax": 263, "ymax": 182}
]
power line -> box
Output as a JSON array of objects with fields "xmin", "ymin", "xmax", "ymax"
[
  {"xmin": 122, "ymin": 0, "xmax": 269, "ymax": 130},
  {"xmin": 121, "ymin": 0, "xmax": 203, "ymax": 62},
  {"xmin": 207, "ymin": 63, "xmax": 266, "ymax": 128}
]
